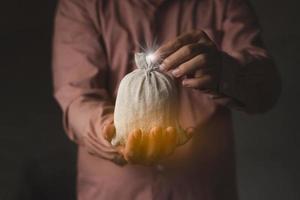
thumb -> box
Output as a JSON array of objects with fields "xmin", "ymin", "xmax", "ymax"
[
  {"xmin": 177, "ymin": 127, "xmax": 195, "ymax": 146},
  {"xmin": 116, "ymin": 145, "xmax": 125, "ymax": 155},
  {"xmin": 185, "ymin": 127, "xmax": 195, "ymax": 139},
  {"xmin": 103, "ymin": 123, "xmax": 116, "ymax": 142}
]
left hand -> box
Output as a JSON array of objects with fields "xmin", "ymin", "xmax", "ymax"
[
  {"xmin": 83, "ymin": 122, "xmax": 127, "ymax": 166},
  {"xmin": 154, "ymin": 30, "xmax": 221, "ymax": 93},
  {"xmin": 120, "ymin": 126, "xmax": 194, "ymax": 165}
]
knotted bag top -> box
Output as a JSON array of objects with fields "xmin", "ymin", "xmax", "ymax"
[{"xmin": 135, "ymin": 53, "xmax": 159, "ymax": 74}]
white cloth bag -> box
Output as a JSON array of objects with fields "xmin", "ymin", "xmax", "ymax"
[{"xmin": 112, "ymin": 53, "xmax": 187, "ymax": 146}]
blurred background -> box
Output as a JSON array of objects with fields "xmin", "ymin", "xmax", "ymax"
[{"xmin": 0, "ymin": 0, "xmax": 299, "ymax": 199}]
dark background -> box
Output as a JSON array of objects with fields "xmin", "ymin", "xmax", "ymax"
[{"xmin": 0, "ymin": 0, "xmax": 299, "ymax": 199}]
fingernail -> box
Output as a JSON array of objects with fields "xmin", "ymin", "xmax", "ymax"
[
  {"xmin": 182, "ymin": 80, "xmax": 187, "ymax": 86},
  {"xmin": 172, "ymin": 69, "xmax": 181, "ymax": 77},
  {"xmin": 159, "ymin": 63, "xmax": 166, "ymax": 71}
]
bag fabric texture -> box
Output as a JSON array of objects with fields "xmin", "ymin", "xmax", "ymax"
[{"xmin": 112, "ymin": 53, "xmax": 187, "ymax": 146}]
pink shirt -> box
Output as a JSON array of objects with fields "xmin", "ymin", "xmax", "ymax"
[{"xmin": 52, "ymin": 0, "xmax": 280, "ymax": 199}]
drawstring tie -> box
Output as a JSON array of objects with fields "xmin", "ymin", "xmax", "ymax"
[{"xmin": 135, "ymin": 53, "xmax": 159, "ymax": 76}]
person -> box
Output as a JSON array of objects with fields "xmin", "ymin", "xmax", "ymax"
[{"xmin": 52, "ymin": 0, "xmax": 280, "ymax": 199}]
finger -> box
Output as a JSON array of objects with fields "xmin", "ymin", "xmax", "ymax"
[
  {"xmin": 84, "ymin": 136, "xmax": 118, "ymax": 160},
  {"xmin": 175, "ymin": 127, "xmax": 195, "ymax": 147},
  {"xmin": 182, "ymin": 75, "xmax": 213, "ymax": 90},
  {"xmin": 171, "ymin": 54, "xmax": 208, "ymax": 77},
  {"xmin": 124, "ymin": 129, "xmax": 141, "ymax": 163},
  {"xmin": 154, "ymin": 31, "xmax": 205, "ymax": 61},
  {"xmin": 146, "ymin": 127, "xmax": 162, "ymax": 164},
  {"xmin": 193, "ymin": 68, "xmax": 209, "ymax": 78},
  {"xmin": 112, "ymin": 154, "xmax": 127, "ymax": 166},
  {"xmin": 124, "ymin": 129, "xmax": 142, "ymax": 163},
  {"xmin": 185, "ymin": 127, "xmax": 195, "ymax": 139},
  {"xmin": 88, "ymin": 121, "xmax": 114, "ymax": 148},
  {"xmin": 163, "ymin": 127, "xmax": 177, "ymax": 157},
  {"xmin": 114, "ymin": 145, "xmax": 127, "ymax": 166},
  {"xmin": 103, "ymin": 123, "xmax": 116, "ymax": 142},
  {"xmin": 197, "ymin": 31, "xmax": 215, "ymax": 47},
  {"xmin": 87, "ymin": 131, "xmax": 119, "ymax": 153},
  {"xmin": 85, "ymin": 136, "xmax": 118, "ymax": 153},
  {"xmin": 138, "ymin": 132, "xmax": 150, "ymax": 164},
  {"xmin": 159, "ymin": 43, "xmax": 208, "ymax": 71},
  {"xmin": 116, "ymin": 145, "xmax": 125, "ymax": 155}
]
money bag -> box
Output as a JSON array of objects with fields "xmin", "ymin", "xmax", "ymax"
[{"xmin": 111, "ymin": 53, "xmax": 187, "ymax": 146}]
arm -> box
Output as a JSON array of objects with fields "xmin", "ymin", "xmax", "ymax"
[
  {"xmin": 52, "ymin": 0, "xmax": 120, "ymax": 161},
  {"xmin": 219, "ymin": 0, "xmax": 281, "ymax": 113},
  {"xmin": 154, "ymin": 0, "xmax": 281, "ymax": 114}
]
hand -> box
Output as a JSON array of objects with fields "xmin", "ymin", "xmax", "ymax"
[
  {"xmin": 82, "ymin": 122, "xmax": 127, "ymax": 166},
  {"xmin": 154, "ymin": 30, "xmax": 221, "ymax": 93},
  {"xmin": 121, "ymin": 126, "xmax": 194, "ymax": 165}
]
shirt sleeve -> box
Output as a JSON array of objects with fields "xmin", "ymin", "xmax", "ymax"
[
  {"xmin": 52, "ymin": 0, "xmax": 114, "ymax": 144},
  {"xmin": 218, "ymin": 0, "xmax": 281, "ymax": 113}
]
